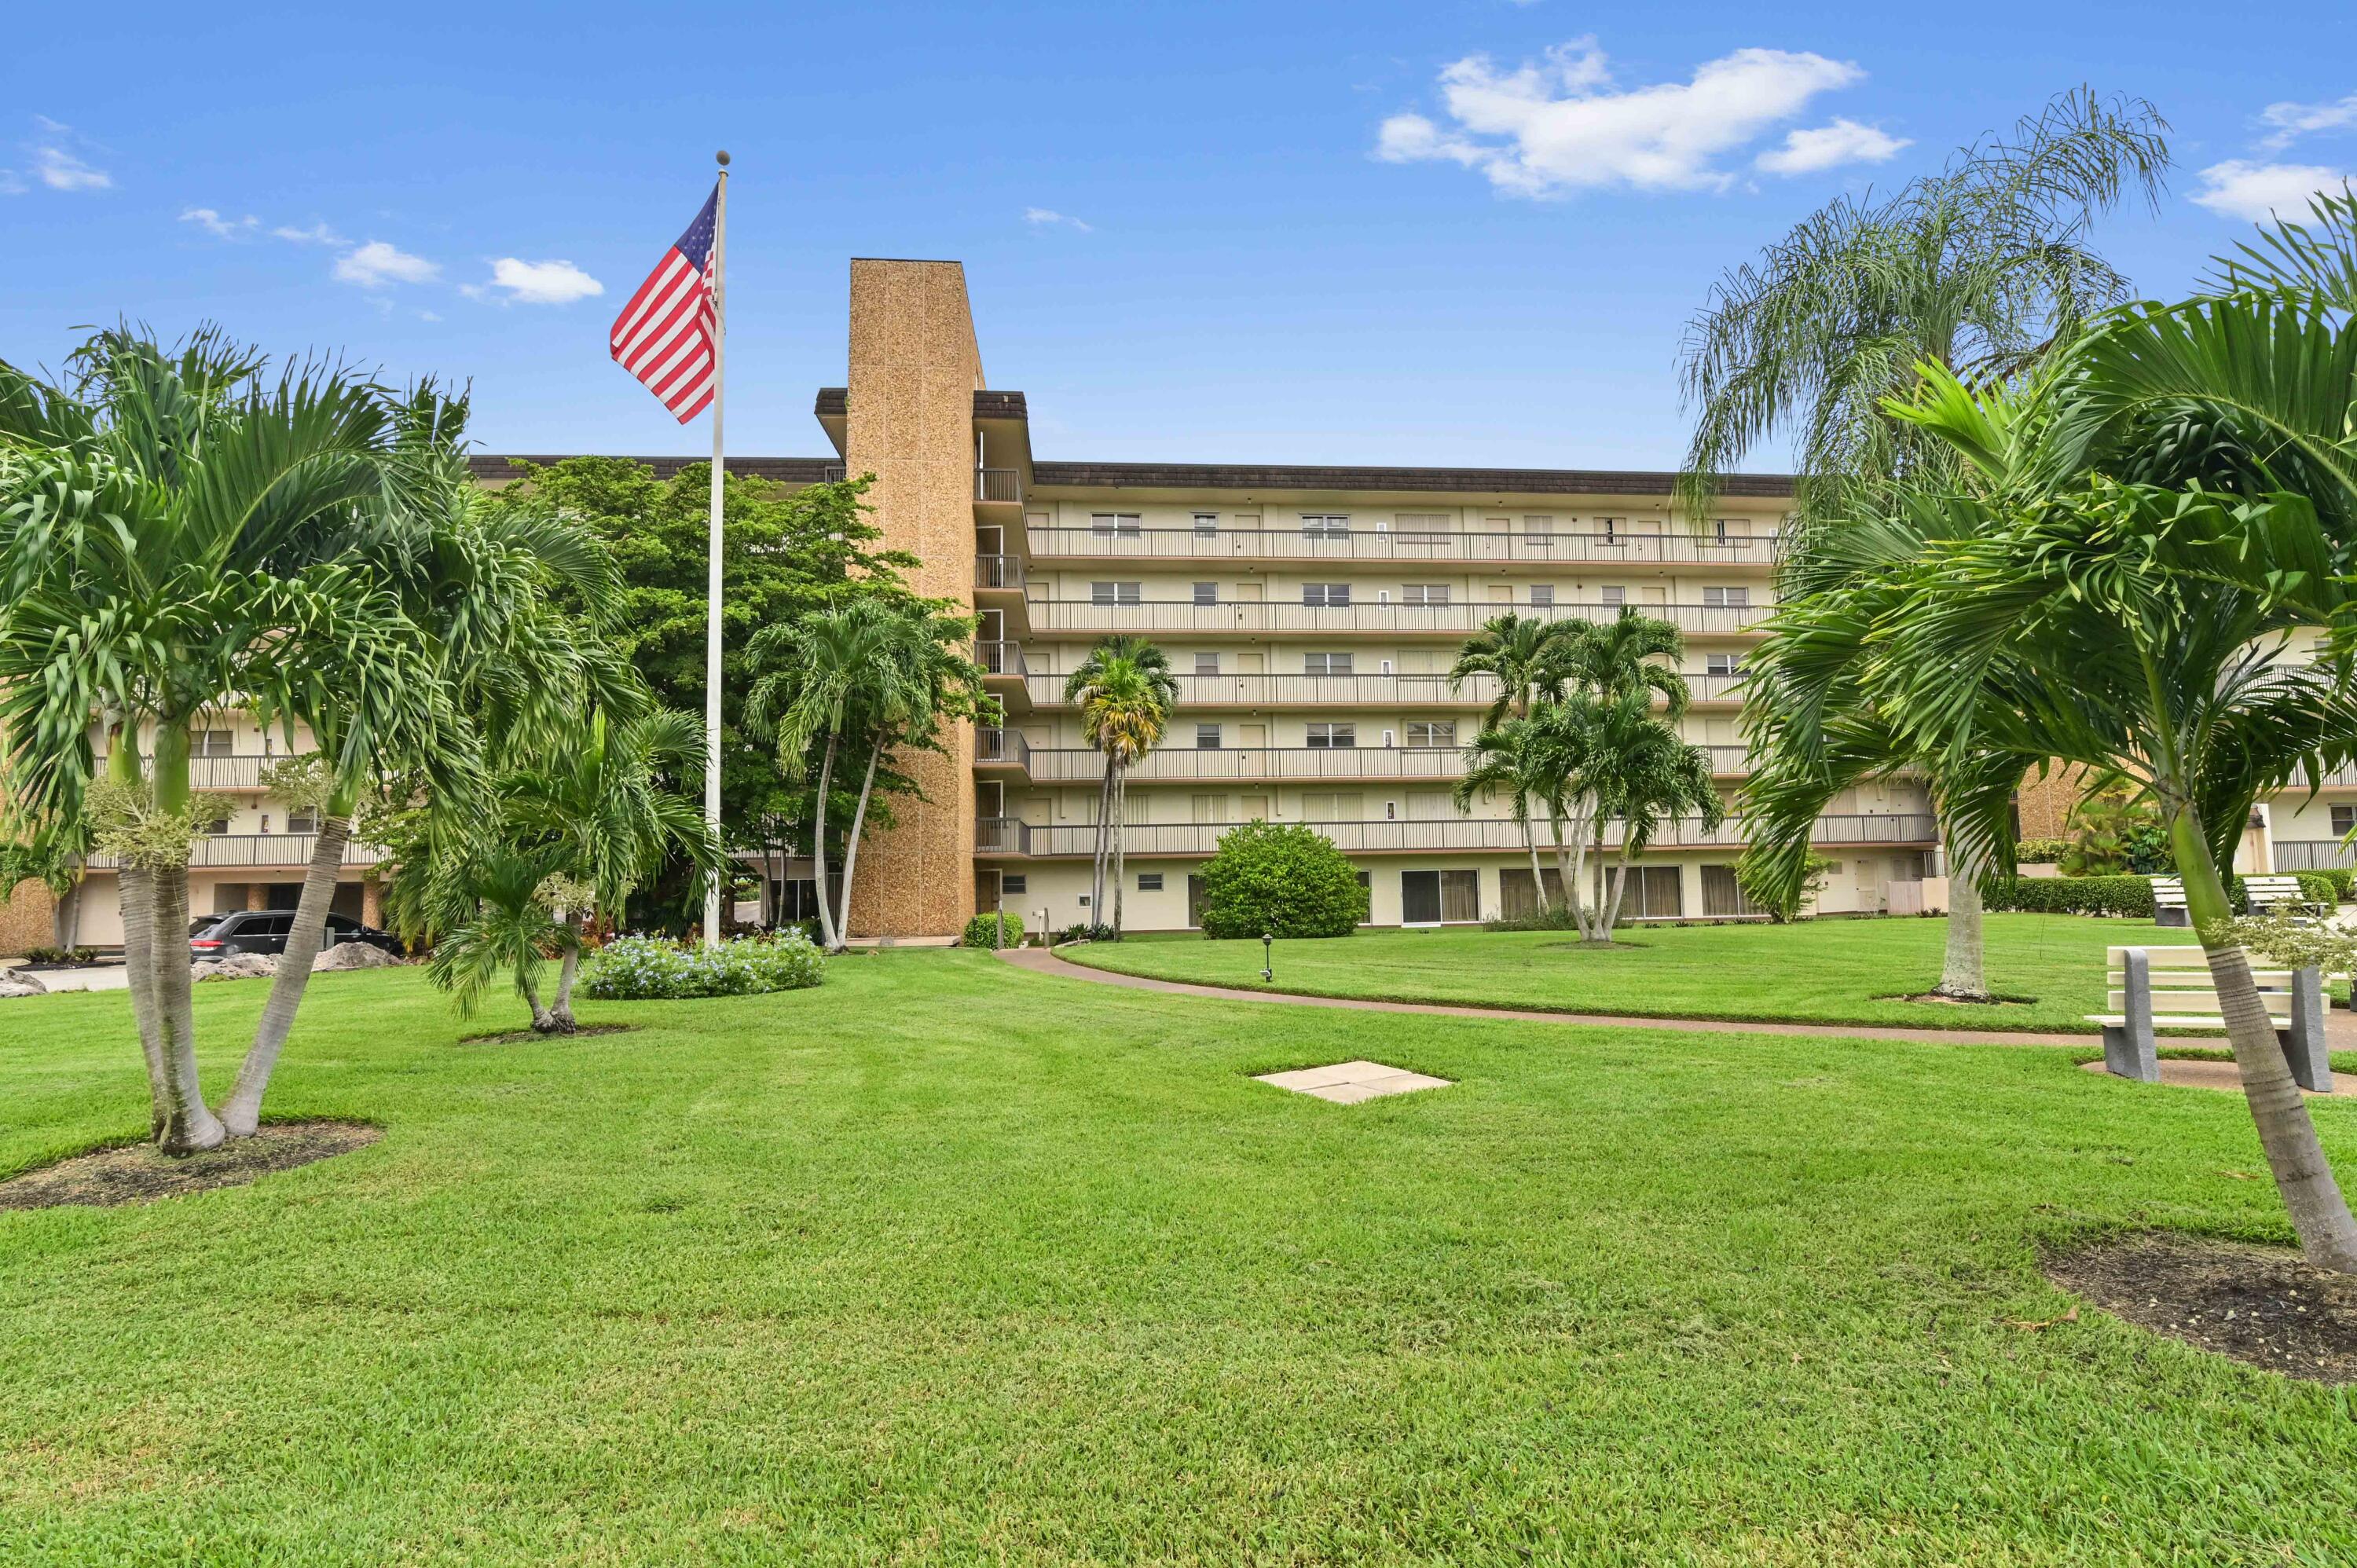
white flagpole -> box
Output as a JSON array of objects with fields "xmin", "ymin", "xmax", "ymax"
[{"xmin": 702, "ymin": 150, "xmax": 730, "ymax": 947}]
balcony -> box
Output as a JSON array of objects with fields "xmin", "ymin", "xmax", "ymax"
[
  {"xmin": 975, "ymin": 639, "xmax": 1030, "ymax": 678},
  {"xmin": 975, "ymin": 555, "xmax": 1025, "ymax": 591},
  {"xmin": 1017, "ymin": 669, "xmax": 1747, "ymax": 709},
  {"xmin": 83, "ymin": 833, "xmax": 386, "ymax": 872},
  {"xmin": 1025, "ymin": 599, "xmax": 1771, "ymax": 638},
  {"xmin": 973, "ymin": 811, "xmax": 1937, "ymax": 859},
  {"xmin": 976, "ymin": 727, "xmax": 1032, "ymax": 770},
  {"xmin": 2275, "ymin": 840, "xmax": 2357, "ymax": 871},
  {"xmin": 93, "ymin": 753, "xmax": 295, "ymax": 791},
  {"xmin": 976, "ymin": 468, "xmax": 1021, "ymax": 505},
  {"xmin": 1027, "ymin": 526, "xmax": 1776, "ymax": 567},
  {"xmin": 1002, "ymin": 742, "xmax": 1753, "ymax": 783}
]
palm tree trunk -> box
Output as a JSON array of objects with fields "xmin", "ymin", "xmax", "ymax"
[
  {"xmin": 117, "ymin": 866, "xmax": 171, "ymax": 1137},
  {"xmin": 219, "ymin": 814, "xmax": 351, "ymax": 1137},
  {"xmin": 809, "ymin": 731, "xmax": 841, "ymax": 952},
  {"xmin": 544, "ymin": 914, "xmax": 584, "ymax": 1033},
  {"xmin": 519, "ymin": 964, "xmax": 555, "ymax": 1034},
  {"xmin": 51, "ymin": 876, "xmax": 82, "ymax": 952},
  {"xmin": 2172, "ymin": 805, "xmax": 2357, "ymax": 1272},
  {"xmin": 1090, "ymin": 762, "xmax": 1115, "ymax": 925},
  {"xmin": 147, "ymin": 858, "xmax": 224, "ymax": 1153},
  {"xmin": 1933, "ymin": 834, "xmax": 1991, "ymax": 1000},
  {"xmin": 834, "ymin": 743, "xmax": 882, "ymax": 945},
  {"xmin": 1548, "ymin": 810, "xmax": 1574, "ymax": 913},
  {"xmin": 1598, "ymin": 849, "xmax": 1634, "ymax": 944},
  {"xmin": 1522, "ymin": 819, "xmax": 1545, "ymax": 911},
  {"xmin": 1111, "ymin": 771, "xmax": 1128, "ymax": 935}
]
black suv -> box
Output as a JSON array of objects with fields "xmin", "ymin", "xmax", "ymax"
[{"xmin": 189, "ymin": 912, "xmax": 405, "ymax": 960}]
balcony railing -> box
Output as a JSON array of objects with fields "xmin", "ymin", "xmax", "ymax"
[
  {"xmin": 977, "ymin": 468, "xmax": 1021, "ymax": 504},
  {"xmin": 1017, "ymin": 669, "xmax": 1749, "ymax": 709},
  {"xmin": 2274, "ymin": 840, "xmax": 2357, "ymax": 871},
  {"xmin": 976, "ymin": 555, "xmax": 1025, "ymax": 590},
  {"xmin": 974, "ymin": 811, "xmax": 1937, "ymax": 859},
  {"xmin": 93, "ymin": 753, "xmax": 284, "ymax": 790},
  {"xmin": 1003, "ymin": 742, "xmax": 1753, "ymax": 782},
  {"xmin": 976, "ymin": 727, "xmax": 1032, "ymax": 768},
  {"xmin": 1026, "ymin": 599, "xmax": 1771, "ymax": 637},
  {"xmin": 975, "ymin": 639, "xmax": 1029, "ymax": 677},
  {"xmin": 84, "ymin": 833, "xmax": 386, "ymax": 871},
  {"xmin": 1028, "ymin": 526, "xmax": 1777, "ymax": 566}
]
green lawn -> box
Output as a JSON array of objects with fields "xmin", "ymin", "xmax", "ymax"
[
  {"xmin": 1064, "ymin": 914, "xmax": 2205, "ymax": 1033},
  {"xmin": 3, "ymin": 954, "xmax": 2355, "ymax": 1563}
]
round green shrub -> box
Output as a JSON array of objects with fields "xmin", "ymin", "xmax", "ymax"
[
  {"xmin": 962, "ymin": 911, "xmax": 1024, "ymax": 947},
  {"xmin": 1197, "ymin": 821, "xmax": 1369, "ymax": 939},
  {"xmin": 581, "ymin": 932, "xmax": 825, "ymax": 999}
]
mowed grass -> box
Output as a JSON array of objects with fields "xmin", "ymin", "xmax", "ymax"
[
  {"xmin": 1065, "ymin": 914, "xmax": 2204, "ymax": 1033},
  {"xmin": 2, "ymin": 954, "xmax": 2355, "ymax": 1565}
]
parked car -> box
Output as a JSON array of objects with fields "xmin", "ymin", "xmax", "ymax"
[{"xmin": 189, "ymin": 911, "xmax": 405, "ymax": 960}]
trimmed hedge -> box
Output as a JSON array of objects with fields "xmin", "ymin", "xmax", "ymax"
[
  {"xmin": 1986, "ymin": 873, "xmax": 2253, "ymax": 918},
  {"xmin": 961, "ymin": 911, "xmax": 1024, "ymax": 948},
  {"xmin": 2015, "ymin": 837, "xmax": 2070, "ymax": 864},
  {"xmin": 1197, "ymin": 820, "xmax": 1369, "ymax": 939}
]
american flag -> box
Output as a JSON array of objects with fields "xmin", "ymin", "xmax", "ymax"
[{"xmin": 610, "ymin": 185, "xmax": 720, "ymax": 422}]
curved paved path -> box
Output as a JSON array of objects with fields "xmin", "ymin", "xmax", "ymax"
[{"xmin": 995, "ymin": 947, "xmax": 2106, "ymax": 1047}]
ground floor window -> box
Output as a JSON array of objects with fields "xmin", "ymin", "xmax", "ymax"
[
  {"xmin": 1498, "ymin": 866, "xmax": 1567, "ymax": 919},
  {"xmin": 1186, "ymin": 874, "xmax": 1205, "ymax": 928},
  {"xmin": 1595, "ymin": 863, "xmax": 1684, "ymax": 919},
  {"xmin": 1402, "ymin": 868, "xmax": 1479, "ymax": 924},
  {"xmin": 1138, "ymin": 872, "xmax": 1164, "ymax": 892},
  {"xmin": 1699, "ymin": 864, "xmax": 1762, "ymax": 918}
]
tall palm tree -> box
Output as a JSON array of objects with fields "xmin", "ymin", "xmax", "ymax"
[
  {"xmin": 1062, "ymin": 636, "xmax": 1177, "ymax": 930},
  {"xmin": 1447, "ymin": 612, "xmax": 1575, "ymax": 727},
  {"xmin": 0, "ymin": 327, "xmax": 467, "ymax": 1153},
  {"xmin": 1589, "ymin": 695, "xmax": 1724, "ymax": 943},
  {"xmin": 1680, "ymin": 88, "xmax": 2169, "ymax": 996},
  {"xmin": 1454, "ymin": 720, "xmax": 1553, "ymax": 908}
]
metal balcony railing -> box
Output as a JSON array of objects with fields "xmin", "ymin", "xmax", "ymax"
[
  {"xmin": 2273, "ymin": 840, "xmax": 2357, "ymax": 871},
  {"xmin": 83, "ymin": 833, "xmax": 386, "ymax": 871},
  {"xmin": 976, "ymin": 468, "xmax": 1021, "ymax": 504},
  {"xmin": 1016, "ymin": 669, "xmax": 1749, "ymax": 709},
  {"xmin": 975, "ymin": 727, "xmax": 1032, "ymax": 768},
  {"xmin": 974, "ymin": 639, "xmax": 1029, "ymax": 677},
  {"xmin": 1025, "ymin": 600, "xmax": 1771, "ymax": 637},
  {"xmin": 1027, "ymin": 526, "xmax": 1778, "ymax": 566},
  {"xmin": 93, "ymin": 753, "xmax": 282, "ymax": 790},
  {"xmin": 973, "ymin": 812, "xmax": 1937, "ymax": 859},
  {"xmin": 1000, "ymin": 742, "xmax": 1753, "ymax": 783},
  {"xmin": 822, "ymin": 464, "xmax": 848, "ymax": 483},
  {"xmin": 975, "ymin": 555, "xmax": 1025, "ymax": 590}
]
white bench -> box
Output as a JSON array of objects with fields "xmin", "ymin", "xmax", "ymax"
[
  {"xmin": 2151, "ymin": 877, "xmax": 2190, "ymax": 927},
  {"xmin": 2151, "ymin": 874, "xmax": 2322, "ymax": 927},
  {"xmin": 2087, "ymin": 946, "xmax": 2331, "ymax": 1090}
]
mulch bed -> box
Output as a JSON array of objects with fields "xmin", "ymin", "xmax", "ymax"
[
  {"xmin": 2045, "ymin": 1234, "xmax": 2357, "ymax": 1385},
  {"xmin": 459, "ymin": 1023, "xmax": 638, "ymax": 1046},
  {"xmin": 0, "ymin": 1121, "xmax": 380, "ymax": 1212}
]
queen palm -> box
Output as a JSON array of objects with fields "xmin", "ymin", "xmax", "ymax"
[
  {"xmin": 1454, "ymin": 720, "xmax": 1552, "ymax": 905},
  {"xmin": 1063, "ymin": 636, "xmax": 1178, "ymax": 929},
  {"xmin": 0, "ymin": 327, "xmax": 466, "ymax": 1153},
  {"xmin": 1448, "ymin": 612, "xmax": 1575, "ymax": 726},
  {"xmin": 1580, "ymin": 693, "xmax": 1723, "ymax": 944}
]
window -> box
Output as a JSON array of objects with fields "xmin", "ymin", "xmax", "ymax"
[
  {"xmin": 1192, "ymin": 512, "xmax": 1219, "ymax": 537},
  {"xmin": 1002, "ymin": 874, "xmax": 1028, "ymax": 896},
  {"xmin": 1138, "ymin": 872, "xmax": 1164, "ymax": 892},
  {"xmin": 1089, "ymin": 512, "xmax": 1142, "ymax": 537},
  {"xmin": 203, "ymin": 814, "xmax": 232, "ymax": 836},
  {"xmin": 1701, "ymin": 864, "xmax": 1764, "ymax": 918},
  {"xmin": 1530, "ymin": 585, "xmax": 1556, "ymax": 608},
  {"xmin": 1706, "ymin": 653, "xmax": 1743, "ymax": 676},
  {"xmin": 1301, "ymin": 513, "xmax": 1351, "ymax": 538},
  {"xmin": 2335, "ymin": 805, "xmax": 2357, "ymax": 837},
  {"xmin": 1711, "ymin": 518, "xmax": 1751, "ymax": 544},
  {"xmin": 1303, "ymin": 651, "xmax": 1354, "ymax": 676},
  {"xmin": 1600, "ymin": 584, "xmax": 1626, "ymax": 606},
  {"xmin": 1701, "ymin": 585, "xmax": 1750, "ymax": 609},
  {"xmin": 1598, "ymin": 517, "xmax": 1623, "ymax": 544},
  {"xmin": 1193, "ymin": 581, "xmax": 1218, "ymax": 606},
  {"xmin": 1195, "ymin": 724, "xmax": 1222, "ymax": 749},
  {"xmin": 1500, "ymin": 867, "xmax": 1568, "ymax": 920},
  {"xmin": 287, "ymin": 808, "xmax": 320, "ymax": 834},
  {"xmin": 1187, "ymin": 874, "xmax": 1207, "ymax": 927},
  {"xmin": 1406, "ymin": 721, "xmax": 1456, "ymax": 749},
  {"xmin": 195, "ymin": 729, "xmax": 236, "ymax": 757},
  {"xmin": 1523, "ymin": 515, "xmax": 1553, "ymax": 545},
  {"xmin": 1302, "ymin": 582, "xmax": 1351, "ymax": 607},
  {"xmin": 1400, "ymin": 869, "xmax": 1479, "ymax": 924},
  {"xmin": 1395, "ymin": 512, "xmax": 1451, "ymax": 542},
  {"xmin": 1306, "ymin": 722, "xmax": 1356, "ymax": 749},
  {"xmin": 1402, "ymin": 584, "xmax": 1450, "ymax": 606},
  {"xmin": 1091, "ymin": 581, "xmax": 1142, "ymax": 606},
  {"xmin": 1301, "ymin": 792, "xmax": 1363, "ymax": 822},
  {"xmin": 1193, "ymin": 651, "xmax": 1221, "ymax": 676},
  {"xmin": 1596, "ymin": 864, "xmax": 1685, "ymax": 919},
  {"xmin": 1192, "ymin": 793, "xmax": 1230, "ymax": 824}
]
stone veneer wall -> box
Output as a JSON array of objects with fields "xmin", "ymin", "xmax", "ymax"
[
  {"xmin": 840, "ymin": 259, "xmax": 981, "ymax": 939},
  {"xmin": 2, "ymin": 878, "xmax": 57, "ymax": 955},
  {"xmin": 2017, "ymin": 764, "xmax": 2093, "ymax": 841}
]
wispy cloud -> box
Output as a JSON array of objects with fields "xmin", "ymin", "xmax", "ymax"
[
  {"xmin": 2191, "ymin": 159, "xmax": 2355, "ymax": 222},
  {"xmin": 464, "ymin": 257, "xmax": 605, "ymax": 305},
  {"xmin": 1755, "ymin": 117, "xmax": 1908, "ymax": 175},
  {"xmin": 332, "ymin": 240, "xmax": 439, "ymax": 288},
  {"xmin": 179, "ymin": 206, "xmax": 258, "ymax": 240},
  {"xmin": 1025, "ymin": 207, "xmax": 1094, "ymax": 232},
  {"xmin": 12, "ymin": 117, "xmax": 110, "ymax": 192},
  {"xmin": 2258, "ymin": 92, "xmax": 2357, "ymax": 151},
  {"xmin": 1376, "ymin": 38, "xmax": 1880, "ymax": 196},
  {"xmin": 271, "ymin": 221, "xmax": 348, "ymax": 246}
]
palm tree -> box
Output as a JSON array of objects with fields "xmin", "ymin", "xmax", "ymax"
[
  {"xmin": 1680, "ymin": 88, "xmax": 2169, "ymax": 997},
  {"xmin": 1062, "ymin": 636, "xmax": 1178, "ymax": 932},
  {"xmin": 0, "ymin": 327, "xmax": 466, "ymax": 1153},
  {"xmin": 1448, "ymin": 612, "xmax": 1576, "ymax": 726},
  {"xmin": 1582, "ymin": 693, "xmax": 1724, "ymax": 944},
  {"xmin": 1454, "ymin": 720, "xmax": 1553, "ymax": 906},
  {"xmin": 422, "ymin": 844, "xmax": 585, "ymax": 1035}
]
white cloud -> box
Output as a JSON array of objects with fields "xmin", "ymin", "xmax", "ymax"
[
  {"xmin": 417, "ymin": 310, "xmax": 442, "ymax": 323},
  {"xmin": 475, "ymin": 256, "xmax": 604, "ymax": 305},
  {"xmin": 332, "ymin": 240, "xmax": 439, "ymax": 288},
  {"xmin": 272, "ymin": 221, "xmax": 347, "ymax": 246},
  {"xmin": 1376, "ymin": 38, "xmax": 1873, "ymax": 196},
  {"xmin": 1755, "ymin": 117, "xmax": 1908, "ymax": 175},
  {"xmin": 18, "ymin": 117, "xmax": 110, "ymax": 192},
  {"xmin": 1024, "ymin": 207, "xmax": 1093, "ymax": 231},
  {"xmin": 2258, "ymin": 93, "xmax": 2357, "ymax": 151},
  {"xmin": 2190, "ymin": 159, "xmax": 2356, "ymax": 222},
  {"xmin": 180, "ymin": 206, "xmax": 257, "ymax": 240}
]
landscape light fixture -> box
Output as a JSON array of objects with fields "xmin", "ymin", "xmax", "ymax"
[{"xmin": 1261, "ymin": 932, "xmax": 1274, "ymax": 983}]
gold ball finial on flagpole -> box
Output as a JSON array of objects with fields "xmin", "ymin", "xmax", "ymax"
[{"xmin": 716, "ymin": 150, "xmax": 731, "ymax": 167}]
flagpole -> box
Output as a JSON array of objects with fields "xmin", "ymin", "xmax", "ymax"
[{"xmin": 702, "ymin": 149, "xmax": 730, "ymax": 947}]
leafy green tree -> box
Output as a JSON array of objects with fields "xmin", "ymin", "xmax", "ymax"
[
  {"xmin": 0, "ymin": 327, "xmax": 469, "ymax": 1153},
  {"xmin": 1198, "ymin": 820, "xmax": 1368, "ymax": 939}
]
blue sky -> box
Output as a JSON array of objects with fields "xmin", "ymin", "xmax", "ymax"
[{"xmin": 5, "ymin": 2, "xmax": 2352, "ymax": 471}]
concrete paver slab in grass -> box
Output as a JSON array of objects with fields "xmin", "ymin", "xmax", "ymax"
[{"xmin": 1255, "ymin": 1060, "xmax": 1453, "ymax": 1103}]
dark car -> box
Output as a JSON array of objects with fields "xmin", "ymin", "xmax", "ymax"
[{"xmin": 189, "ymin": 911, "xmax": 405, "ymax": 960}]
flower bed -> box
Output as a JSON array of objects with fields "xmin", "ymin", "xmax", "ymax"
[{"xmin": 581, "ymin": 932, "xmax": 825, "ymax": 999}]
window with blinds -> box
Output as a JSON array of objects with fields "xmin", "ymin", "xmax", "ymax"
[
  {"xmin": 1303, "ymin": 651, "xmax": 1353, "ymax": 676},
  {"xmin": 1089, "ymin": 513, "xmax": 1142, "ymax": 537},
  {"xmin": 1306, "ymin": 723, "xmax": 1356, "ymax": 749},
  {"xmin": 1302, "ymin": 582, "xmax": 1351, "ymax": 607},
  {"xmin": 1091, "ymin": 581, "xmax": 1142, "ymax": 606},
  {"xmin": 1300, "ymin": 514, "xmax": 1351, "ymax": 538},
  {"xmin": 1402, "ymin": 584, "xmax": 1450, "ymax": 606},
  {"xmin": 1701, "ymin": 585, "xmax": 1750, "ymax": 609},
  {"xmin": 1406, "ymin": 721, "xmax": 1455, "ymax": 749}
]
